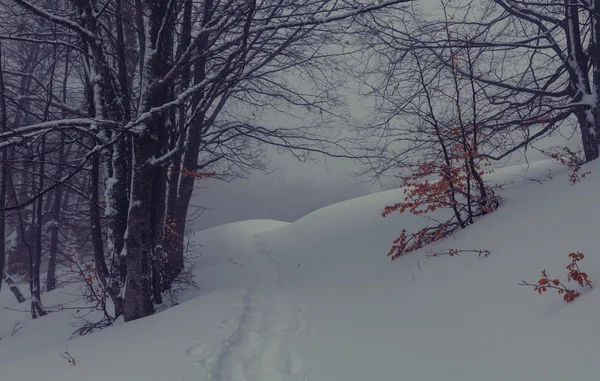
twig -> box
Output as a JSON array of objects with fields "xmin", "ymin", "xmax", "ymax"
[
  {"xmin": 60, "ymin": 345, "xmax": 76, "ymax": 365},
  {"xmin": 11, "ymin": 321, "xmax": 23, "ymax": 337},
  {"xmin": 426, "ymin": 249, "xmax": 490, "ymax": 259},
  {"xmin": 228, "ymin": 258, "xmax": 245, "ymax": 267}
]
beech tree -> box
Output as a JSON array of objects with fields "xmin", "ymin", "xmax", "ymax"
[
  {"xmin": 355, "ymin": 0, "xmax": 600, "ymax": 172},
  {"xmin": 483, "ymin": 0, "xmax": 600, "ymax": 162},
  {"xmin": 0, "ymin": 0, "xmax": 412, "ymax": 322},
  {"xmin": 369, "ymin": 2, "xmax": 501, "ymax": 258}
]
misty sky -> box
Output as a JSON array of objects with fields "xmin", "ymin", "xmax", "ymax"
[
  {"xmin": 190, "ymin": 117, "xmax": 581, "ymax": 232},
  {"xmin": 189, "ymin": 150, "xmax": 374, "ymax": 231}
]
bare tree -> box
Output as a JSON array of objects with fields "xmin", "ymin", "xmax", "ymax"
[
  {"xmin": 357, "ymin": 2, "xmax": 501, "ymax": 258},
  {"xmin": 356, "ymin": 0, "xmax": 600, "ymax": 171},
  {"xmin": 1, "ymin": 0, "xmax": 413, "ymax": 322}
]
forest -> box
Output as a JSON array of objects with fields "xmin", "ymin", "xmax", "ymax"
[{"xmin": 0, "ymin": 0, "xmax": 598, "ymax": 356}]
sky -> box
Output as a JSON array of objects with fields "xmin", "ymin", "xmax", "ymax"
[{"xmin": 189, "ymin": 151, "xmax": 375, "ymax": 231}]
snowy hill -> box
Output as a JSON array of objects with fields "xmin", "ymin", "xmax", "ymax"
[{"xmin": 1, "ymin": 159, "xmax": 599, "ymax": 381}]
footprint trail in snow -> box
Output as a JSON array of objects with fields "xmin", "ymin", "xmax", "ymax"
[
  {"xmin": 191, "ymin": 237, "xmax": 311, "ymax": 381},
  {"xmin": 200, "ymin": 291, "xmax": 310, "ymax": 381}
]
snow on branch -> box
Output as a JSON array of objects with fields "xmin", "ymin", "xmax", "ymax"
[{"xmin": 0, "ymin": 118, "xmax": 121, "ymax": 149}]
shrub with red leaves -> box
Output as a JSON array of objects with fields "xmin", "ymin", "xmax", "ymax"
[
  {"xmin": 382, "ymin": 140, "xmax": 501, "ymax": 260},
  {"xmin": 544, "ymin": 147, "xmax": 590, "ymax": 184},
  {"xmin": 381, "ymin": 9, "xmax": 502, "ymax": 260},
  {"xmin": 520, "ymin": 252, "xmax": 592, "ymax": 303}
]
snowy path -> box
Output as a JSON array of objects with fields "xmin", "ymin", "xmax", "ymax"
[
  {"xmin": 191, "ymin": 234, "xmax": 311, "ymax": 381},
  {"xmin": 6, "ymin": 164, "xmax": 600, "ymax": 381}
]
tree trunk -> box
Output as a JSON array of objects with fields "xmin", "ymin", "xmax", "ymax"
[
  {"xmin": 90, "ymin": 152, "xmax": 109, "ymax": 283},
  {"xmin": 163, "ymin": 0, "xmax": 193, "ymax": 289},
  {"xmin": 123, "ymin": 139, "xmax": 156, "ymax": 321},
  {"xmin": 574, "ymin": 110, "xmax": 600, "ymax": 162},
  {"xmin": 0, "ymin": 43, "xmax": 7, "ymax": 294},
  {"xmin": 31, "ymin": 133, "xmax": 47, "ymax": 318},
  {"xmin": 77, "ymin": 0, "xmax": 130, "ymax": 316},
  {"xmin": 47, "ymin": 49, "xmax": 71, "ymax": 292},
  {"xmin": 115, "ymin": 0, "xmax": 131, "ymax": 121},
  {"xmin": 3, "ymin": 274, "xmax": 25, "ymax": 303},
  {"xmin": 123, "ymin": 0, "xmax": 174, "ymax": 321},
  {"xmin": 589, "ymin": 7, "xmax": 600, "ymax": 161},
  {"xmin": 564, "ymin": 0, "xmax": 599, "ymax": 161},
  {"xmin": 6, "ymin": 51, "xmax": 37, "ymax": 276},
  {"xmin": 45, "ymin": 176, "xmax": 63, "ymax": 292},
  {"xmin": 165, "ymin": 0, "xmax": 213, "ymax": 284}
]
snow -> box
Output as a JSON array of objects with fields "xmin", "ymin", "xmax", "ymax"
[
  {"xmin": 2, "ymin": 159, "xmax": 600, "ymax": 380},
  {"xmin": 103, "ymin": 177, "xmax": 119, "ymax": 217},
  {"xmin": 5, "ymin": 229, "xmax": 17, "ymax": 248}
]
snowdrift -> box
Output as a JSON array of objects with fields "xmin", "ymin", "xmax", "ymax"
[{"xmin": 1, "ymin": 159, "xmax": 599, "ymax": 381}]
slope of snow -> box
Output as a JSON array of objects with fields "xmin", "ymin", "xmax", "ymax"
[{"xmin": 1, "ymin": 159, "xmax": 599, "ymax": 380}]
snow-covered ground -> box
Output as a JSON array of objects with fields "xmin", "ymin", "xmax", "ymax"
[{"xmin": 1, "ymin": 159, "xmax": 599, "ymax": 380}]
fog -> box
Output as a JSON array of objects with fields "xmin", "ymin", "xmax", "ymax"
[
  {"xmin": 190, "ymin": 50, "xmax": 382, "ymax": 231},
  {"xmin": 189, "ymin": 122, "xmax": 581, "ymax": 232},
  {"xmin": 189, "ymin": 152, "xmax": 376, "ymax": 231}
]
